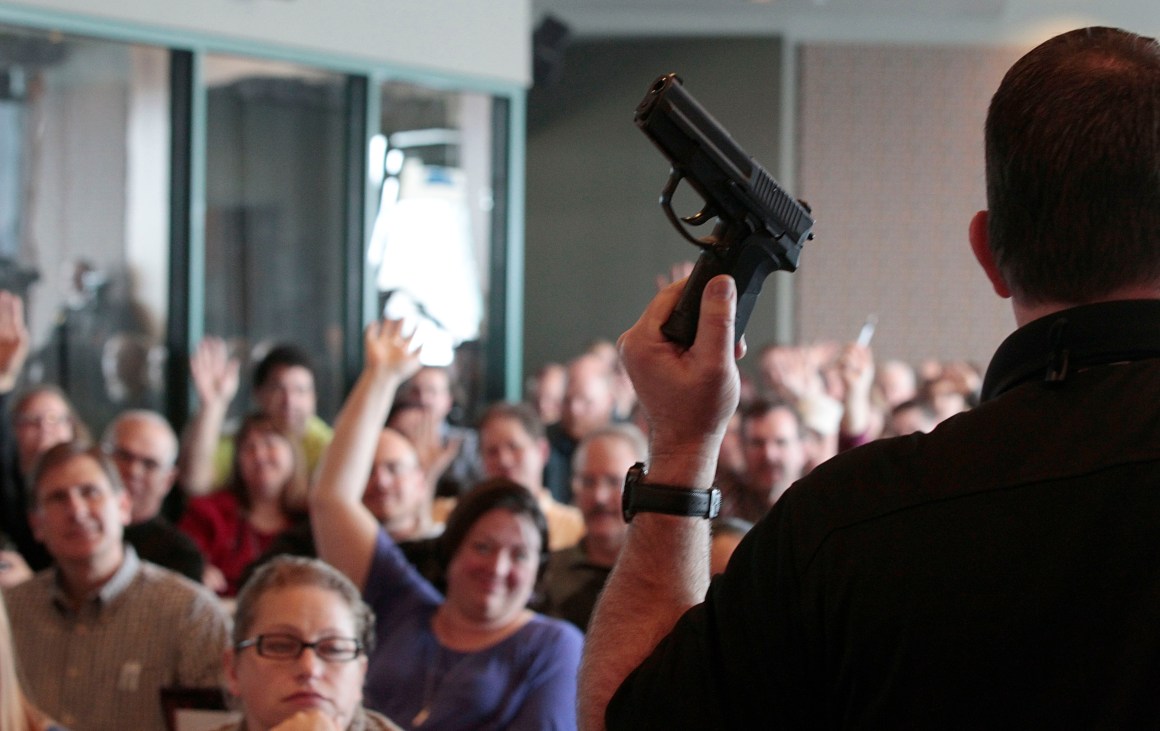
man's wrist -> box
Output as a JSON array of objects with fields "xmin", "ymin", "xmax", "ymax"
[{"xmin": 646, "ymin": 439, "xmax": 722, "ymax": 489}]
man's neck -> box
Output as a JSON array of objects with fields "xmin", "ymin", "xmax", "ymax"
[
  {"xmin": 1013, "ymin": 287, "xmax": 1160, "ymax": 327},
  {"xmin": 58, "ymin": 548, "xmax": 125, "ymax": 610},
  {"xmin": 386, "ymin": 511, "xmax": 433, "ymax": 542}
]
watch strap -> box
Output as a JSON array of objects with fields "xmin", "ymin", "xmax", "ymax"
[{"xmin": 622, "ymin": 462, "xmax": 722, "ymax": 522}]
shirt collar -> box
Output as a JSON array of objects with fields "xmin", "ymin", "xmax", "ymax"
[
  {"xmin": 981, "ymin": 299, "xmax": 1160, "ymax": 401},
  {"xmin": 50, "ymin": 543, "xmax": 140, "ymax": 614}
]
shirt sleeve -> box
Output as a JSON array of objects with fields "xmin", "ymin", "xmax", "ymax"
[
  {"xmin": 176, "ymin": 584, "xmax": 232, "ymax": 687},
  {"xmin": 606, "ymin": 503, "xmax": 815, "ymax": 729}
]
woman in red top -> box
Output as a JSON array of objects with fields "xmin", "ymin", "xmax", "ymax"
[{"xmin": 179, "ymin": 412, "xmax": 308, "ymax": 595}]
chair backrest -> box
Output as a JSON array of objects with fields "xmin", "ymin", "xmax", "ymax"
[{"xmin": 160, "ymin": 686, "xmax": 242, "ymax": 731}]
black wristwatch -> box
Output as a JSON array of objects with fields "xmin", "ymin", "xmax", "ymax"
[{"xmin": 621, "ymin": 462, "xmax": 722, "ymax": 522}]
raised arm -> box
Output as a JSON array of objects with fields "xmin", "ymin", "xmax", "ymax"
[
  {"xmin": 0, "ymin": 291, "xmax": 29, "ymax": 396},
  {"xmin": 311, "ymin": 319, "xmax": 420, "ymax": 590},
  {"xmin": 178, "ymin": 336, "xmax": 240, "ymax": 496},
  {"xmin": 579, "ymin": 275, "xmax": 741, "ymax": 731}
]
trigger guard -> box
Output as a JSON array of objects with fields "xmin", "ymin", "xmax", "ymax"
[{"xmin": 660, "ymin": 169, "xmax": 719, "ymax": 248}]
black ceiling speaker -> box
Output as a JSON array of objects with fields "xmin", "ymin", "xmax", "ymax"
[{"xmin": 532, "ymin": 14, "xmax": 571, "ymax": 89}]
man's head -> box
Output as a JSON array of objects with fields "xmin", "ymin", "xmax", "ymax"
[
  {"xmin": 252, "ymin": 344, "xmax": 317, "ymax": 437},
  {"xmin": 979, "ymin": 27, "xmax": 1160, "ymax": 309},
  {"xmin": 102, "ymin": 410, "xmax": 178, "ymax": 524},
  {"xmin": 562, "ymin": 354, "xmax": 616, "ymax": 441},
  {"xmin": 571, "ymin": 425, "xmax": 647, "ymax": 561},
  {"xmin": 740, "ymin": 398, "xmax": 806, "ymax": 505},
  {"xmin": 888, "ymin": 398, "xmax": 939, "ymax": 437},
  {"xmin": 12, "ymin": 385, "xmax": 88, "ymax": 474},
  {"xmin": 29, "ymin": 441, "xmax": 129, "ymax": 574},
  {"xmin": 362, "ymin": 427, "xmax": 428, "ymax": 534},
  {"xmin": 875, "ymin": 360, "xmax": 918, "ymax": 410},
  {"xmin": 479, "ymin": 402, "xmax": 549, "ymax": 497},
  {"xmin": 526, "ymin": 362, "xmax": 567, "ymax": 427},
  {"xmin": 402, "ymin": 367, "xmax": 455, "ymax": 424}
]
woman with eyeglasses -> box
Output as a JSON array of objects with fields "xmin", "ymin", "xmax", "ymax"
[
  {"xmin": 215, "ymin": 555, "xmax": 402, "ymax": 731},
  {"xmin": 311, "ymin": 320, "xmax": 582, "ymax": 731}
]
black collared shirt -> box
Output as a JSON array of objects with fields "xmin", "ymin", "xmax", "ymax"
[{"xmin": 611, "ymin": 300, "xmax": 1160, "ymax": 729}]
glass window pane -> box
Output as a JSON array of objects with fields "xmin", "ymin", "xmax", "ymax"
[
  {"xmin": 203, "ymin": 56, "xmax": 348, "ymax": 419},
  {"xmin": 0, "ymin": 25, "xmax": 171, "ymax": 435},
  {"xmin": 372, "ymin": 81, "xmax": 494, "ymax": 414}
]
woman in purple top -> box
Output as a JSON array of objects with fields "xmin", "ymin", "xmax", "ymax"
[{"xmin": 311, "ymin": 320, "xmax": 582, "ymax": 731}]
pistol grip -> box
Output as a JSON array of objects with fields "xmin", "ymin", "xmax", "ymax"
[
  {"xmin": 661, "ymin": 248, "xmax": 732, "ymax": 349},
  {"xmin": 660, "ymin": 233, "xmax": 780, "ymax": 349}
]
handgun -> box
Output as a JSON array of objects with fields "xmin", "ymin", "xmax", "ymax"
[{"xmin": 635, "ymin": 73, "xmax": 815, "ymax": 348}]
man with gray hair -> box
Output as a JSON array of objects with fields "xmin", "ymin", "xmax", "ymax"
[
  {"xmin": 536, "ymin": 423, "xmax": 646, "ymax": 631},
  {"xmin": 103, "ymin": 410, "xmax": 204, "ymax": 581}
]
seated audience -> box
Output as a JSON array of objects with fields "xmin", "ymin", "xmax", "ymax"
[
  {"xmin": 180, "ymin": 412, "xmax": 308, "ymax": 595},
  {"xmin": 524, "ymin": 362, "xmax": 565, "ymax": 427},
  {"xmin": 874, "ymin": 358, "xmax": 919, "ymax": 410},
  {"xmin": 102, "ymin": 410, "xmax": 204, "ymax": 581},
  {"xmin": 543, "ymin": 353, "xmax": 618, "ymax": 505},
  {"xmin": 242, "ymin": 425, "xmax": 444, "ymax": 592},
  {"xmin": 536, "ymin": 424, "xmax": 646, "ymax": 631},
  {"xmin": 394, "ymin": 366, "xmax": 481, "ymax": 498},
  {"xmin": 180, "ymin": 338, "xmax": 333, "ymax": 496},
  {"xmin": 0, "ymin": 542, "xmax": 31, "ymax": 589},
  {"xmin": 4, "ymin": 441, "xmax": 229, "ymax": 731},
  {"xmin": 216, "ymin": 556, "xmax": 402, "ymax": 731},
  {"xmin": 709, "ymin": 517, "xmax": 753, "ymax": 577},
  {"xmin": 311, "ymin": 320, "xmax": 582, "ymax": 730},
  {"xmin": 1, "ymin": 592, "xmax": 63, "ymax": 731},
  {"xmin": 888, "ymin": 397, "xmax": 940, "ymax": 436},
  {"xmin": 719, "ymin": 398, "xmax": 807, "ymax": 523},
  {"xmin": 0, "ymin": 289, "xmax": 90, "ymax": 572},
  {"xmin": 479, "ymin": 402, "xmax": 583, "ymax": 551}
]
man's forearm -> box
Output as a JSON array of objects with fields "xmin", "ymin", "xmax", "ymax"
[
  {"xmin": 578, "ymin": 451, "xmax": 716, "ymax": 731},
  {"xmin": 178, "ymin": 401, "xmax": 228, "ymax": 496}
]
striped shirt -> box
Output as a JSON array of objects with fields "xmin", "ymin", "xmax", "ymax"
[{"xmin": 3, "ymin": 547, "xmax": 231, "ymax": 731}]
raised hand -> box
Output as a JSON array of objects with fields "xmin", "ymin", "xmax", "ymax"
[
  {"xmin": 189, "ymin": 336, "xmax": 240, "ymax": 410},
  {"xmin": 0, "ymin": 290, "xmax": 30, "ymax": 394},
  {"xmin": 363, "ymin": 318, "xmax": 421, "ymax": 382}
]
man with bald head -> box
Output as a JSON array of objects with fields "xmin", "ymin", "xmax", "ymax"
[
  {"xmin": 102, "ymin": 410, "xmax": 204, "ymax": 581},
  {"xmin": 362, "ymin": 426, "xmax": 438, "ymax": 541},
  {"xmin": 245, "ymin": 422, "xmax": 443, "ymax": 588},
  {"xmin": 544, "ymin": 353, "xmax": 618, "ymax": 504}
]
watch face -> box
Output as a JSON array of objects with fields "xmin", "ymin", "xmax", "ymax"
[{"xmin": 621, "ymin": 462, "xmax": 646, "ymax": 523}]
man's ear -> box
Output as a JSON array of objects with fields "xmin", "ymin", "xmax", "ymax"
[{"xmin": 969, "ymin": 210, "xmax": 1012, "ymax": 299}]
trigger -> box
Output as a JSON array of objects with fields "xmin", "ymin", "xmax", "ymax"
[{"xmin": 682, "ymin": 204, "xmax": 718, "ymax": 227}]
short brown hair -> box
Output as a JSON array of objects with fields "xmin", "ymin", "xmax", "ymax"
[{"xmin": 233, "ymin": 555, "xmax": 375, "ymax": 652}]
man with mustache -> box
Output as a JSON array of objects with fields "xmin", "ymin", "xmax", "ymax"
[
  {"xmin": 719, "ymin": 398, "xmax": 806, "ymax": 524},
  {"xmin": 536, "ymin": 424, "xmax": 646, "ymax": 631}
]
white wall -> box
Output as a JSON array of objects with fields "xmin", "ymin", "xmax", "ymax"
[
  {"xmin": 533, "ymin": 0, "xmax": 1160, "ymax": 46},
  {"xmin": 3, "ymin": 0, "xmax": 532, "ymax": 85}
]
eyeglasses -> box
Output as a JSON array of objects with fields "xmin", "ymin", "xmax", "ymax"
[
  {"xmin": 573, "ymin": 473, "xmax": 622, "ymax": 492},
  {"xmin": 15, "ymin": 413, "xmax": 69, "ymax": 429},
  {"xmin": 106, "ymin": 447, "xmax": 169, "ymax": 475},
  {"xmin": 236, "ymin": 633, "xmax": 363, "ymax": 662}
]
